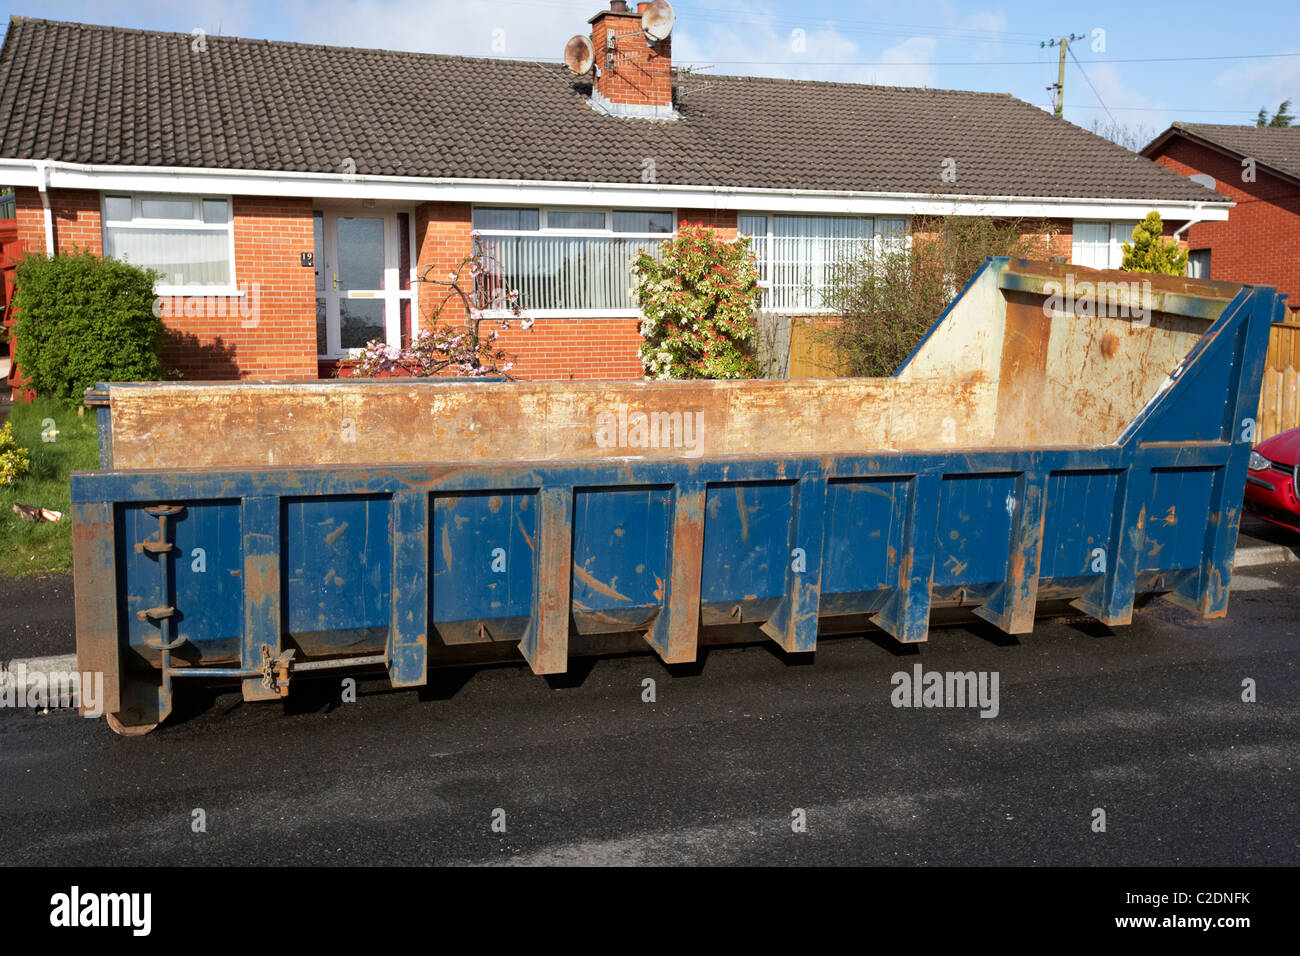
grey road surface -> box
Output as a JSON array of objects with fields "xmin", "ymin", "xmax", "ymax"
[{"xmin": 1, "ymin": 563, "xmax": 1297, "ymax": 866}]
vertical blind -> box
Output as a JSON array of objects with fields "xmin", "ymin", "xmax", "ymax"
[
  {"xmin": 476, "ymin": 236, "xmax": 664, "ymax": 311},
  {"xmin": 103, "ymin": 227, "xmax": 232, "ymax": 286},
  {"xmin": 741, "ymin": 215, "xmax": 909, "ymax": 311}
]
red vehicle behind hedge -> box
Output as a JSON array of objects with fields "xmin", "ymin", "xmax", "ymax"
[{"xmin": 1245, "ymin": 426, "xmax": 1300, "ymax": 534}]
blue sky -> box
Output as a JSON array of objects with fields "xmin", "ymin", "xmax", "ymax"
[{"xmin": 3, "ymin": 0, "xmax": 1297, "ymax": 145}]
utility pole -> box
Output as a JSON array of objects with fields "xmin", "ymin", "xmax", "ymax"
[{"xmin": 1041, "ymin": 33, "xmax": 1085, "ymax": 118}]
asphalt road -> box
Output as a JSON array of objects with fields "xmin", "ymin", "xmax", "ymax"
[
  {"xmin": 0, "ymin": 575, "xmax": 76, "ymax": 662},
  {"xmin": 2, "ymin": 562, "xmax": 1297, "ymax": 866}
]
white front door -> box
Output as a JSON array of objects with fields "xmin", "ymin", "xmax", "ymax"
[{"xmin": 315, "ymin": 209, "xmax": 404, "ymax": 358}]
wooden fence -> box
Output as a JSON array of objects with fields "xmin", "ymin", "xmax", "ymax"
[
  {"xmin": 788, "ymin": 319, "xmax": 845, "ymax": 379},
  {"xmin": 1259, "ymin": 320, "xmax": 1300, "ymax": 441},
  {"xmin": 1, "ymin": 226, "xmax": 29, "ymax": 400}
]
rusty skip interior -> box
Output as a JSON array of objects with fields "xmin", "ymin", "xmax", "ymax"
[{"xmin": 97, "ymin": 259, "xmax": 1246, "ymax": 471}]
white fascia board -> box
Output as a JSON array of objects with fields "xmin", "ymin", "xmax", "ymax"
[{"xmin": 0, "ymin": 158, "xmax": 1232, "ymax": 221}]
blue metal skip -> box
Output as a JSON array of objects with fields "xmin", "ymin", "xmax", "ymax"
[{"xmin": 71, "ymin": 258, "xmax": 1280, "ymax": 733}]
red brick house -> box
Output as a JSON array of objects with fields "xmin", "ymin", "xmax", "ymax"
[
  {"xmin": 0, "ymin": 6, "xmax": 1230, "ymax": 383},
  {"xmin": 1142, "ymin": 123, "xmax": 1300, "ymax": 315}
]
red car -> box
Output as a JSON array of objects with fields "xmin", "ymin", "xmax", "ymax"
[{"xmin": 1245, "ymin": 426, "xmax": 1300, "ymax": 533}]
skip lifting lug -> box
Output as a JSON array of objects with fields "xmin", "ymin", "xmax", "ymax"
[
  {"xmin": 134, "ymin": 504, "xmax": 184, "ymax": 555},
  {"xmin": 260, "ymin": 644, "xmax": 296, "ymax": 698}
]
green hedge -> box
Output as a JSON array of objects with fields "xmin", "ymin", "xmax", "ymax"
[{"xmin": 12, "ymin": 250, "xmax": 164, "ymax": 405}]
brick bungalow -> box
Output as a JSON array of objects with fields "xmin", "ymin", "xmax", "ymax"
[
  {"xmin": 0, "ymin": 5, "xmax": 1230, "ymax": 383},
  {"xmin": 1142, "ymin": 122, "xmax": 1300, "ymax": 315}
]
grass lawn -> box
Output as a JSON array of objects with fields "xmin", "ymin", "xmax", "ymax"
[{"xmin": 0, "ymin": 397, "xmax": 100, "ymax": 577}]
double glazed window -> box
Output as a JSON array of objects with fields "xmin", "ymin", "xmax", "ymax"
[
  {"xmin": 472, "ymin": 207, "xmax": 673, "ymax": 312},
  {"xmin": 739, "ymin": 214, "xmax": 909, "ymax": 312},
  {"xmin": 1071, "ymin": 220, "xmax": 1139, "ymax": 270},
  {"xmin": 102, "ymin": 194, "xmax": 235, "ymax": 290}
]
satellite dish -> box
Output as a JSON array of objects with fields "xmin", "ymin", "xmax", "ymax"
[
  {"xmin": 642, "ymin": 0, "xmax": 675, "ymax": 42},
  {"xmin": 1188, "ymin": 172, "xmax": 1216, "ymax": 191},
  {"xmin": 564, "ymin": 34, "xmax": 595, "ymax": 75}
]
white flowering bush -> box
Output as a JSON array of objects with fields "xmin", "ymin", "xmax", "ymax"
[{"xmin": 632, "ymin": 224, "xmax": 763, "ymax": 379}]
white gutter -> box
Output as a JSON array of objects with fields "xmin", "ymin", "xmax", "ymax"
[
  {"xmin": 0, "ymin": 157, "xmax": 1235, "ymax": 222},
  {"xmin": 34, "ymin": 159, "xmax": 54, "ymax": 254}
]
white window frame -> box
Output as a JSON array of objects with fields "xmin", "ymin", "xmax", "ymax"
[
  {"xmin": 100, "ymin": 192, "xmax": 239, "ymax": 296},
  {"xmin": 1071, "ymin": 219, "xmax": 1139, "ymax": 271},
  {"xmin": 739, "ymin": 213, "xmax": 911, "ymax": 314},
  {"xmin": 472, "ymin": 206, "xmax": 676, "ymax": 317}
]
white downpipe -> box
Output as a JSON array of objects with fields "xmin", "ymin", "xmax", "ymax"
[
  {"xmin": 1174, "ymin": 202, "xmax": 1204, "ymax": 241},
  {"xmin": 35, "ymin": 159, "xmax": 54, "ymax": 254}
]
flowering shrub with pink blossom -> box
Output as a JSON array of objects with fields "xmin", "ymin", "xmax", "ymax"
[{"xmin": 348, "ymin": 237, "xmax": 534, "ymax": 379}]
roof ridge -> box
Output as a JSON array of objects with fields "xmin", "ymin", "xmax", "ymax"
[
  {"xmin": 5, "ymin": 16, "xmax": 567, "ymax": 70},
  {"xmin": 1177, "ymin": 120, "xmax": 1300, "ymax": 132},
  {"xmin": 672, "ymin": 68, "xmax": 1017, "ymax": 98},
  {"xmin": 4, "ymin": 17, "xmax": 1036, "ymax": 99}
]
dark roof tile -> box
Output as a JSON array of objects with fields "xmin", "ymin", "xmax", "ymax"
[
  {"xmin": 0, "ymin": 16, "xmax": 1218, "ymax": 202},
  {"xmin": 1157, "ymin": 122, "xmax": 1300, "ymax": 182}
]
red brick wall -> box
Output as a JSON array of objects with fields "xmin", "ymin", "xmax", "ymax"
[
  {"xmin": 591, "ymin": 7, "xmax": 672, "ymax": 110},
  {"xmin": 155, "ymin": 196, "xmax": 317, "ymax": 380},
  {"xmin": 12, "ymin": 189, "xmax": 318, "ymax": 381},
  {"xmin": 1151, "ymin": 137, "xmax": 1300, "ymax": 310},
  {"xmin": 679, "ymin": 208, "xmax": 737, "ymax": 236},
  {"xmin": 414, "ymin": 200, "xmax": 473, "ymax": 326},
  {"xmin": 498, "ymin": 317, "xmax": 643, "ymax": 380},
  {"xmin": 14, "ymin": 186, "xmax": 103, "ymax": 254}
]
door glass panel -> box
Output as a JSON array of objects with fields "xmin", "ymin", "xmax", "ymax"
[
  {"xmin": 313, "ymin": 213, "xmax": 325, "ymax": 294},
  {"xmin": 340, "ymin": 299, "xmax": 386, "ymax": 350},
  {"xmin": 337, "ymin": 217, "xmax": 385, "ymax": 290},
  {"xmin": 316, "ymin": 297, "xmax": 327, "ymax": 355}
]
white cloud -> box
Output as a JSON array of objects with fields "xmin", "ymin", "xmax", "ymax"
[
  {"xmin": 869, "ymin": 37, "xmax": 938, "ymax": 87},
  {"xmin": 669, "ymin": 5, "xmax": 938, "ymax": 87},
  {"xmin": 1063, "ymin": 61, "xmax": 1168, "ymax": 147},
  {"xmin": 1214, "ymin": 52, "xmax": 1300, "ymax": 114}
]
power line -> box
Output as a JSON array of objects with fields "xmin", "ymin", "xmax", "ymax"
[
  {"xmin": 673, "ymin": 51, "xmax": 1300, "ymax": 67},
  {"xmin": 1062, "ymin": 105, "xmax": 1260, "ymax": 114},
  {"xmin": 480, "ymin": 0, "xmax": 1049, "ymax": 45},
  {"xmin": 1068, "ymin": 44, "xmax": 1117, "ymax": 127}
]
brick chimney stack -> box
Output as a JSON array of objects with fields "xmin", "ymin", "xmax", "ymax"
[{"xmin": 588, "ymin": 1, "xmax": 676, "ymax": 119}]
